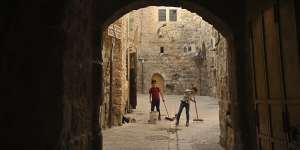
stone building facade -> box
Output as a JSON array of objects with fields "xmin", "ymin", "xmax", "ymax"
[{"xmin": 134, "ymin": 6, "xmax": 223, "ymax": 96}]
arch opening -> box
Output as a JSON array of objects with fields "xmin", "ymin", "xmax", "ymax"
[{"xmin": 100, "ymin": 3, "xmax": 237, "ymax": 150}]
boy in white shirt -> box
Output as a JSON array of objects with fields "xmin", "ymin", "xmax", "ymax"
[{"xmin": 175, "ymin": 87, "xmax": 197, "ymax": 127}]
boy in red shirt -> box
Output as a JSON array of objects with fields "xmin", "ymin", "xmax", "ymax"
[{"xmin": 149, "ymin": 80, "xmax": 165, "ymax": 120}]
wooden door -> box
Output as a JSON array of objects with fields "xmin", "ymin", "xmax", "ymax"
[
  {"xmin": 249, "ymin": 0, "xmax": 300, "ymax": 149},
  {"xmin": 129, "ymin": 53, "xmax": 137, "ymax": 109}
]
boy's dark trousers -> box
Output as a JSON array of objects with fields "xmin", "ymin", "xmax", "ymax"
[
  {"xmin": 176, "ymin": 101, "xmax": 190, "ymax": 125},
  {"xmin": 151, "ymin": 100, "xmax": 161, "ymax": 120}
]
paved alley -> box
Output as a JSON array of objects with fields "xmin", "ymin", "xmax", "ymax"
[{"xmin": 103, "ymin": 94, "xmax": 224, "ymax": 150}]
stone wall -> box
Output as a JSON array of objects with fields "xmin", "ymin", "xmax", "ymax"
[
  {"xmin": 214, "ymin": 36, "xmax": 234, "ymax": 149},
  {"xmin": 101, "ymin": 10, "xmax": 141, "ymax": 128},
  {"xmin": 101, "ymin": 19, "xmax": 129, "ymax": 128}
]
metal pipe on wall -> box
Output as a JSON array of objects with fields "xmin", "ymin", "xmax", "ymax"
[{"xmin": 141, "ymin": 59, "xmax": 144, "ymax": 94}]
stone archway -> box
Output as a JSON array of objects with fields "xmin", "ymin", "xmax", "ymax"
[
  {"xmin": 5, "ymin": 0, "xmax": 300, "ymax": 150},
  {"xmin": 0, "ymin": 0, "xmax": 248, "ymax": 150},
  {"xmin": 151, "ymin": 73, "xmax": 165, "ymax": 93}
]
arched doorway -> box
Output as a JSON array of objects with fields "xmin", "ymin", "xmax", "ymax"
[{"xmin": 151, "ymin": 73, "xmax": 165, "ymax": 93}]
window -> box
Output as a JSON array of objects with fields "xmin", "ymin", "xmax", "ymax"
[
  {"xmin": 169, "ymin": 9, "xmax": 177, "ymax": 21},
  {"xmin": 160, "ymin": 47, "xmax": 164, "ymax": 53},
  {"xmin": 188, "ymin": 46, "xmax": 192, "ymax": 52},
  {"xmin": 213, "ymin": 69, "xmax": 217, "ymax": 77},
  {"xmin": 158, "ymin": 9, "xmax": 166, "ymax": 21},
  {"xmin": 184, "ymin": 47, "xmax": 187, "ymax": 53}
]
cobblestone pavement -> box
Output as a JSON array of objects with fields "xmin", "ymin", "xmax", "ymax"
[{"xmin": 103, "ymin": 94, "xmax": 224, "ymax": 150}]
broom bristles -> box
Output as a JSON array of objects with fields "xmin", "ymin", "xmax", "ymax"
[
  {"xmin": 165, "ymin": 117, "xmax": 174, "ymax": 121},
  {"xmin": 193, "ymin": 119, "xmax": 204, "ymax": 121}
]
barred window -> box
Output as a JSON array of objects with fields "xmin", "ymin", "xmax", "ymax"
[
  {"xmin": 169, "ymin": 9, "xmax": 177, "ymax": 21},
  {"xmin": 158, "ymin": 9, "xmax": 166, "ymax": 21}
]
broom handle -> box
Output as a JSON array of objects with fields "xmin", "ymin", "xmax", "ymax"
[
  {"xmin": 163, "ymin": 101, "xmax": 170, "ymax": 117},
  {"xmin": 194, "ymin": 100, "xmax": 200, "ymax": 119}
]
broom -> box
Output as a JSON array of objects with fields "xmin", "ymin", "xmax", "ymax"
[
  {"xmin": 162, "ymin": 100, "xmax": 175, "ymax": 121},
  {"xmin": 193, "ymin": 100, "xmax": 204, "ymax": 122}
]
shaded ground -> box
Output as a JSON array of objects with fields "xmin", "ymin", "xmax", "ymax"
[{"xmin": 103, "ymin": 94, "xmax": 223, "ymax": 150}]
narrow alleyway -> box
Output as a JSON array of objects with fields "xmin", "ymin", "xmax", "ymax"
[{"xmin": 103, "ymin": 94, "xmax": 223, "ymax": 150}]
